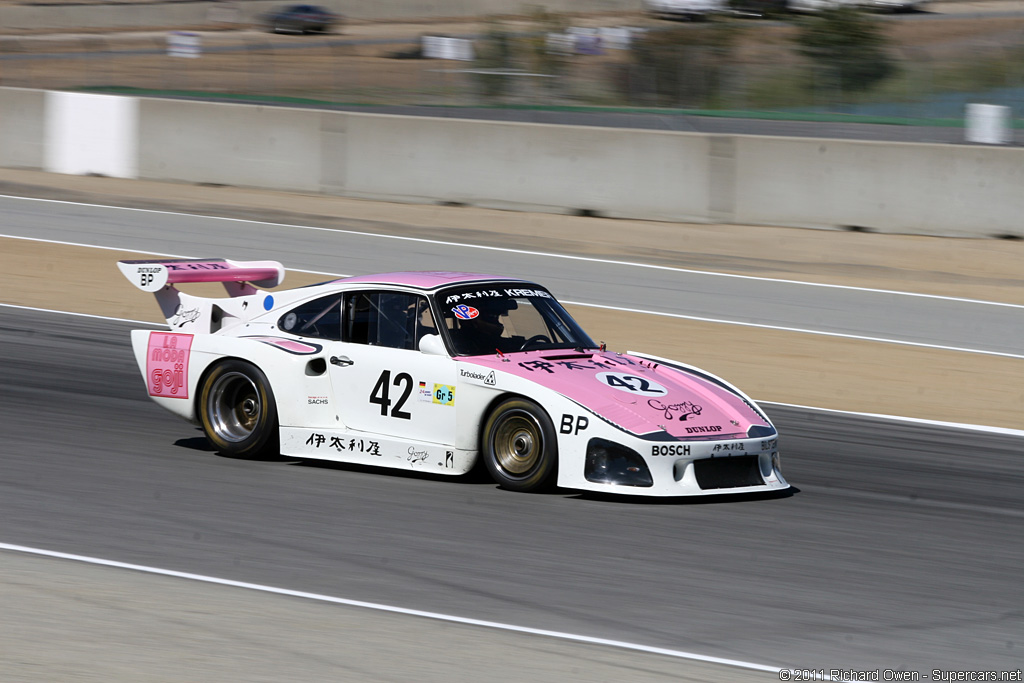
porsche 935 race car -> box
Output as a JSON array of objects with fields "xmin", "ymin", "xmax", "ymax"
[{"xmin": 118, "ymin": 258, "xmax": 788, "ymax": 496}]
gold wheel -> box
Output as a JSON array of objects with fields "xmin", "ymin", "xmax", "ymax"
[{"xmin": 483, "ymin": 398, "xmax": 557, "ymax": 492}]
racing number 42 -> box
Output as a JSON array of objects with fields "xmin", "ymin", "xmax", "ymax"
[
  {"xmin": 606, "ymin": 374, "xmax": 654, "ymax": 392},
  {"xmin": 370, "ymin": 370, "xmax": 413, "ymax": 419}
]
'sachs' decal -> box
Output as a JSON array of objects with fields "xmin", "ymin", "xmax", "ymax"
[
  {"xmin": 452, "ymin": 304, "xmax": 479, "ymax": 320},
  {"xmin": 147, "ymin": 332, "xmax": 193, "ymax": 399},
  {"xmin": 432, "ymin": 384, "xmax": 456, "ymax": 406},
  {"xmin": 307, "ymin": 396, "xmax": 329, "ymax": 405},
  {"xmin": 595, "ymin": 372, "xmax": 668, "ymax": 396},
  {"xmin": 647, "ymin": 398, "xmax": 702, "ymax": 421}
]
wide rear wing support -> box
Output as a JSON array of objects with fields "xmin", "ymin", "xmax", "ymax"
[{"xmin": 118, "ymin": 258, "xmax": 286, "ymax": 330}]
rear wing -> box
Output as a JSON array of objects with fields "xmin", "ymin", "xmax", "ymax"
[
  {"xmin": 118, "ymin": 258, "xmax": 284, "ymax": 293},
  {"xmin": 118, "ymin": 258, "xmax": 286, "ymax": 332}
]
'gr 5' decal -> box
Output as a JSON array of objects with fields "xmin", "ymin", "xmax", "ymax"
[
  {"xmin": 595, "ymin": 371, "xmax": 667, "ymax": 397},
  {"xmin": 370, "ymin": 370, "xmax": 413, "ymax": 419}
]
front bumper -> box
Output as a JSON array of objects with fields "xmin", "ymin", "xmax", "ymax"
[{"xmin": 561, "ymin": 428, "xmax": 788, "ymax": 496}]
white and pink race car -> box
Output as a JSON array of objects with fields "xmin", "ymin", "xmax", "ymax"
[{"xmin": 119, "ymin": 258, "xmax": 787, "ymax": 496}]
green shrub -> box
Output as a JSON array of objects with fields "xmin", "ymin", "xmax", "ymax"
[
  {"xmin": 794, "ymin": 7, "xmax": 896, "ymax": 95},
  {"xmin": 622, "ymin": 22, "xmax": 745, "ymax": 107}
]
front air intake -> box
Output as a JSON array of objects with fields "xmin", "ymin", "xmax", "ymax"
[{"xmin": 693, "ymin": 456, "xmax": 764, "ymax": 490}]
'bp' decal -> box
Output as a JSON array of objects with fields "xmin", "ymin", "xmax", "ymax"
[{"xmin": 452, "ymin": 305, "xmax": 479, "ymax": 320}]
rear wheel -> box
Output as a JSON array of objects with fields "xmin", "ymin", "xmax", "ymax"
[
  {"xmin": 198, "ymin": 360, "xmax": 279, "ymax": 458},
  {"xmin": 482, "ymin": 398, "xmax": 557, "ymax": 492}
]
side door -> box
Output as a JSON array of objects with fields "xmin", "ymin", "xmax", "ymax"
[{"xmin": 327, "ymin": 289, "xmax": 459, "ymax": 446}]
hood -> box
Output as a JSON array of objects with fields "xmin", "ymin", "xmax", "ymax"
[{"xmin": 460, "ymin": 350, "xmax": 770, "ymax": 440}]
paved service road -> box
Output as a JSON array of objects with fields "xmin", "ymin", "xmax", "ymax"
[
  {"xmin": 2, "ymin": 194, "xmax": 1023, "ymax": 357},
  {"xmin": 0, "ymin": 308, "xmax": 1021, "ymax": 678}
]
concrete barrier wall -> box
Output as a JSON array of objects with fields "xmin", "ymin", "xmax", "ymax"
[
  {"xmin": 3, "ymin": 87, "xmax": 1024, "ymax": 238},
  {"xmin": 731, "ymin": 136, "xmax": 1024, "ymax": 236},
  {"xmin": 137, "ymin": 99, "xmax": 326, "ymax": 192},
  {"xmin": 0, "ymin": 88, "xmax": 45, "ymax": 169},
  {"xmin": 0, "ymin": 0, "xmax": 642, "ymax": 32},
  {"xmin": 342, "ymin": 113, "xmax": 711, "ymax": 221}
]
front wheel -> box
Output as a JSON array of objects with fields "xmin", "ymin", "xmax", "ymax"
[
  {"xmin": 482, "ymin": 398, "xmax": 557, "ymax": 492},
  {"xmin": 198, "ymin": 360, "xmax": 279, "ymax": 458}
]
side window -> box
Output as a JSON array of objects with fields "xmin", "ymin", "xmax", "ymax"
[
  {"xmin": 278, "ymin": 295, "xmax": 343, "ymax": 340},
  {"xmin": 343, "ymin": 291, "xmax": 435, "ymax": 351}
]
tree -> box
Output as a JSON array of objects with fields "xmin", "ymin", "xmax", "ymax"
[
  {"xmin": 794, "ymin": 6, "xmax": 896, "ymax": 94},
  {"xmin": 625, "ymin": 22, "xmax": 744, "ymax": 107}
]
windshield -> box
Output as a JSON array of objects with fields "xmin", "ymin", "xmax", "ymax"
[{"xmin": 437, "ymin": 283, "xmax": 597, "ymax": 356}]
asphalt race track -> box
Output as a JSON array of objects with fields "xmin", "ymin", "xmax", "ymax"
[
  {"xmin": 2, "ymin": 195, "xmax": 1023, "ymax": 357},
  {"xmin": 1, "ymin": 306, "xmax": 1021, "ymax": 676}
]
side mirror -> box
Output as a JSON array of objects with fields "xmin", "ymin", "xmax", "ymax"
[{"xmin": 419, "ymin": 334, "xmax": 448, "ymax": 357}]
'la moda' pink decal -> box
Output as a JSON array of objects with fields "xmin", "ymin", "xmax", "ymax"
[{"xmin": 146, "ymin": 332, "xmax": 193, "ymax": 398}]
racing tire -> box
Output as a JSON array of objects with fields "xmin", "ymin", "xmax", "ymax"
[
  {"xmin": 482, "ymin": 398, "xmax": 558, "ymax": 492},
  {"xmin": 198, "ymin": 360, "xmax": 279, "ymax": 458}
]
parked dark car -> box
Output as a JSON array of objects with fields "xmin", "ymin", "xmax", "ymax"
[{"xmin": 263, "ymin": 4, "xmax": 339, "ymax": 34}]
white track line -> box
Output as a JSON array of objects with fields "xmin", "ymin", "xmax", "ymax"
[
  {"xmin": 0, "ymin": 233, "xmax": 339, "ymax": 279},
  {"xmin": 3, "ymin": 193, "xmax": 1023, "ymax": 310},
  {"xmin": 564, "ymin": 300, "xmax": 1024, "ymax": 360},
  {"xmin": 0, "ymin": 542, "xmax": 784, "ymax": 676},
  {"xmin": 761, "ymin": 401, "xmax": 1024, "ymax": 439},
  {"xmin": 0, "ymin": 303, "xmax": 164, "ymax": 327},
  {"xmin": 3, "ymin": 233, "xmax": 1020, "ymax": 360}
]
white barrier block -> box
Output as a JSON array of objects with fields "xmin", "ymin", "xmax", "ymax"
[
  {"xmin": 44, "ymin": 91, "xmax": 139, "ymax": 178},
  {"xmin": 965, "ymin": 103, "xmax": 1011, "ymax": 145},
  {"xmin": 167, "ymin": 31, "xmax": 201, "ymax": 58},
  {"xmin": 421, "ymin": 36, "xmax": 474, "ymax": 61}
]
